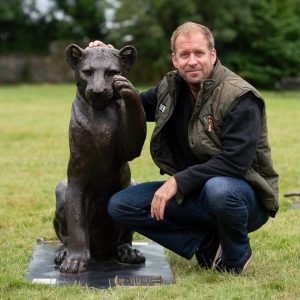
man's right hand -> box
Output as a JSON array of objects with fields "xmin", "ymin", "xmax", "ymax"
[{"xmin": 87, "ymin": 40, "xmax": 115, "ymax": 49}]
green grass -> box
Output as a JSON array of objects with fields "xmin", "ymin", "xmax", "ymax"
[{"xmin": 0, "ymin": 84, "xmax": 300, "ymax": 299}]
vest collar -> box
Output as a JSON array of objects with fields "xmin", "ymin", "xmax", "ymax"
[{"xmin": 201, "ymin": 59, "xmax": 226, "ymax": 99}]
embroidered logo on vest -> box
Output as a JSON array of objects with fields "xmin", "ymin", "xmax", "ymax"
[
  {"xmin": 204, "ymin": 115, "xmax": 214, "ymax": 132},
  {"xmin": 159, "ymin": 104, "xmax": 166, "ymax": 112}
]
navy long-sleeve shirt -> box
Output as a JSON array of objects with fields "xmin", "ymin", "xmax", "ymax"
[{"xmin": 140, "ymin": 82, "xmax": 263, "ymax": 197}]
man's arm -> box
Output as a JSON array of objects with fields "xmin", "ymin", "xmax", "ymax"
[
  {"xmin": 151, "ymin": 95, "xmax": 263, "ymax": 221},
  {"xmin": 174, "ymin": 94, "xmax": 263, "ymax": 198},
  {"xmin": 139, "ymin": 86, "xmax": 159, "ymax": 122}
]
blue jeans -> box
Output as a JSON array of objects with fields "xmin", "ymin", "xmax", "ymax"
[{"xmin": 107, "ymin": 176, "xmax": 269, "ymax": 266}]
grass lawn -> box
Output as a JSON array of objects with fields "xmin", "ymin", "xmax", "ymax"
[{"xmin": 0, "ymin": 84, "xmax": 299, "ymax": 299}]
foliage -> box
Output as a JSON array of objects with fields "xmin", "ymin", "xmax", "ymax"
[
  {"xmin": 215, "ymin": 0, "xmax": 300, "ymax": 87},
  {"xmin": 53, "ymin": 0, "xmax": 107, "ymax": 41},
  {"xmin": 0, "ymin": 0, "xmax": 108, "ymax": 54},
  {"xmin": 0, "ymin": 85, "xmax": 300, "ymax": 298},
  {"xmin": 109, "ymin": 0, "xmax": 300, "ymax": 87},
  {"xmin": 107, "ymin": 0, "xmax": 200, "ymax": 83},
  {"xmin": 0, "ymin": 0, "xmax": 300, "ymax": 86},
  {"xmin": 0, "ymin": 0, "xmax": 42, "ymax": 53}
]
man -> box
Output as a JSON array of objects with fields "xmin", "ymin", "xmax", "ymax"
[{"xmin": 89, "ymin": 22, "xmax": 278, "ymax": 274}]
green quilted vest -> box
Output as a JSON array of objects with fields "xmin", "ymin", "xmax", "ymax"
[{"xmin": 150, "ymin": 60, "xmax": 279, "ymax": 216}]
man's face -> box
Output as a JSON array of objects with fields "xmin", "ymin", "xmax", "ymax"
[{"xmin": 172, "ymin": 32, "xmax": 217, "ymax": 87}]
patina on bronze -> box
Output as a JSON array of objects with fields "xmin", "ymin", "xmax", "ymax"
[{"xmin": 53, "ymin": 44, "xmax": 147, "ymax": 274}]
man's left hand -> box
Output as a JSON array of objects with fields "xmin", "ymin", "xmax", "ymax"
[{"xmin": 151, "ymin": 177, "xmax": 178, "ymax": 221}]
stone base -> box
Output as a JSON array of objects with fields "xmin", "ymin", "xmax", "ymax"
[{"xmin": 26, "ymin": 240, "xmax": 175, "ymax": 289}]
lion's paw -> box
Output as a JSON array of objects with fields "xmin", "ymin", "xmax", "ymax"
[
  {"xmin": 54, "ymin": 247, "xmax": 68, "ymax": 265},
  {"xmin": 116, "ymin": 243, "xmax": 146, "ymax": 264}
]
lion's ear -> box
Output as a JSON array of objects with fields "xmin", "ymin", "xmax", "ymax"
[
  {"xmin": 66, "ymin": 44, "xmax": 84, "ymax": 70},
  {"xmin": 119, "ymin": 45, "xmax": 137, "ymax": 73}
]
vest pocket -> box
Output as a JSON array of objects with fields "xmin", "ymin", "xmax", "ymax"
[
  {"xmin": 201, "ymin": 115, "xmax": 222, "ymax": 149},
  {"xmin": 188, "ymin": 117, "xmax": 220, "ymax": 158}
]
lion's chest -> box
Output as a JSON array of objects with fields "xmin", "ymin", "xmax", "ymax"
[
  {"xmin": 70, "ymin": 100, "xmax": 125, "ymax": 164},
  {"xmin": 91, "ymin": 113, "xmax": 123, "ymax": 150}
]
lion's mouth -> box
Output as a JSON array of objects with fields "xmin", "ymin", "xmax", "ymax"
[
  {"xmin": 92, "ymin": 98, "xmax": 112, "ymax": 110},
  {"xmin": 86, "ymin": 91, "xmax": 116, "ymax": 110}
]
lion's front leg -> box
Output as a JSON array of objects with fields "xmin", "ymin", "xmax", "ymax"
[
  {"xmin": 59, "ymin": 179, "xmax": 90, "ymax": 273},
  {"xmin": 113, "ymin": 75, "xmax": 146, "ymax": 161}
]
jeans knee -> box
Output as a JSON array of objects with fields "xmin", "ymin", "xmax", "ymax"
[{"xmin": 203, "ymin": 177, "xmax": 248, "ymax": 216}]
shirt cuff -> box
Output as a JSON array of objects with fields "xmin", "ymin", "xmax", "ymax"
[{"xmin": 173, "ymin": 171, "xmax": 194, "ymax": 204}]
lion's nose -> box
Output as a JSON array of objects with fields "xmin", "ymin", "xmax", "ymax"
[
  {"xmin": 89, "ymin": 87, "xmax": 108, "ymax": 94},
  {"xmin": 86, "ymin": 86, "xmax": 112, "ymax": 102}
]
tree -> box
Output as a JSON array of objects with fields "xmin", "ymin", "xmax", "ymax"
[
  {"xmin": 212, "ymin": 0, "xmax": 300, "ymax": 87},
  {"xmin": 0, "ymin": 0, "xmax": 109, "ymax": 54},
  {"xmin": 53, "ymin": 0, "xmax": 107, "ymax": 41},
  {"xmin": 108, "ymin": 0, "xmax": 300, "ymax": 87},
  {"xmin": 108, "ymin": 0, "xmax": 201, "ymax": 83},
  {"xmin": 0, "ymin": 0, "xmax": 35, "ymax": 53},
  {"xmin": 1, "ymin": 0, "xmax": 299, "ymax": 86}
]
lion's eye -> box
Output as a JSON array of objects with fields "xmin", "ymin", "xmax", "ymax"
[
  {"xmin": 106, "ymin": 70, "xmax": 119, "ymax": 77},
  {"xmin": 82, "ymin": 69, "xmax": 93, "ymax": 76}
]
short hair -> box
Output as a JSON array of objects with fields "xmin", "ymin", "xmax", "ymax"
[{"xmin": 171, "ymin": 22, "xmax": 215, "ymax": 52}]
